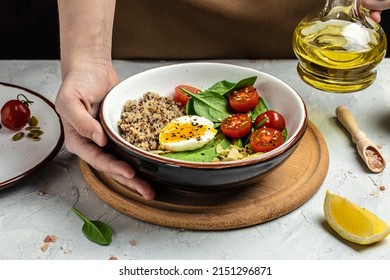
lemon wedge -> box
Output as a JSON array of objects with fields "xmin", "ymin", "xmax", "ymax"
[{"xmin": 324, "ymin": 190, "xmax": 390, "ymax": 245}]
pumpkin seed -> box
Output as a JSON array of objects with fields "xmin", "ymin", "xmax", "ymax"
[
  {"xmin": 25, "ymin": 126, "xmax": 41, "ymax": 131},
  {"xmin": 12, "ymin": 132, "xmax": 25, "ymax": 141},
  {"xmin": 29, "ymin": 116, "xmax": 39, "ymax": 127},
  {"xmin": 27, "ymin": 130, "xmax": 43, "ymax": 137},
  {"xmin": 27, "ymin": 134, "xmax": 41, "ymax": 142}
]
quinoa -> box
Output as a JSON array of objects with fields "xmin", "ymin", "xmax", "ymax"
[{"xmin": 117, "ymin": 92, "xmax": 186, "ymax": 151}]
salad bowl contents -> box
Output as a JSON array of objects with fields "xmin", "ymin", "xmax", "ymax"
[
  {"xmin": 118, "ymin": 76, "xmax": 287, "ymax": 162},
  {"xmin": 100, "ymin": 63, "xmax": 308, "ymax": 192}
]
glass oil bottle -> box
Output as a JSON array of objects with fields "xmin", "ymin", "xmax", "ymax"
[{"xmin": 292, "ymin": 0, "xmax": 387, "ymax": 93}]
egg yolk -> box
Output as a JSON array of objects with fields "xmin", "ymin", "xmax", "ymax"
[{"xmin": 160, "ymin": 121, "xmax": 213, "ymax": 143}]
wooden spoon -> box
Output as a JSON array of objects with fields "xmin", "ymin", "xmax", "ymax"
[{"xmin": 336, "ymin": 105, "xmax": 386, "ymax": 173}]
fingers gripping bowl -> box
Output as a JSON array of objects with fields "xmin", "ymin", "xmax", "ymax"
[{"xmin": 100, "ymin": 63, "xmax": 308, "ymax": 192}]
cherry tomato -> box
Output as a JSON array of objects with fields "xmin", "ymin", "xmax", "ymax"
[
  {"xmin": 250, "ymin": 127, "xmax": 283, "ymax": 153},
  {"xmin": 174, "ymin": 85, "xmax": 201, "ymax": 106},
  {"xmin": 254, "ymin": 110, "xmax": 286, "ymax": 131},
  {"xmin": 228, "ymin": 86, "xmax": 259, "ymax": 113},
  {"xmin": 220, "ymin": 113, "xmax": 252, "ymax": 138},
  {"xmin": 1, "ymin": 94, "xmax": 33, "ymax": 131}
]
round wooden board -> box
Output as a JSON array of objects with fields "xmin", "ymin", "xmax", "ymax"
[{"xmin": 79, "ymin": 121, "xmax": 329, "ymax": 230}]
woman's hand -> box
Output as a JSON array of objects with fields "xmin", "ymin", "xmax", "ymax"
[
  {"xmin": 56, "ymin": 0, "xmax": 156, "ymax": 200},
  {"xmin": 362, "ymin": 0, "xmax": 390, "ymax": 22},
  {"xmin": 55, "ymin": 61, "xmax": 156, "ymax": 200}
]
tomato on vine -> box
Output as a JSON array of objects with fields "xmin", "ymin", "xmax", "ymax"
[{"xmin": 1, "ymin": 94, "xmax": 33, "ymax": 131}]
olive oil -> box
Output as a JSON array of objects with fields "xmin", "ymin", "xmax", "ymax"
[{"xmin": 292, "ymin": 3, "xmax": 387, "ymax": 93}]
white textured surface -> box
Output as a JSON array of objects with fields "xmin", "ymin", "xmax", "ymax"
[{"xmin": 1, "ymin": 59, "xmax": 390, "ymax": 260}]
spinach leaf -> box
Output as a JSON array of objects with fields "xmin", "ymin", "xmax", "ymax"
[
  {"xmin": 242, "ymin": 129, "xmax": 253, "ymax": 146},
  {"xmin": 182, "ymin": 76, "xmax": 258, "ymax": 123},
  {"xmin": 253, "ymin": 116, "xmax": 268, "ymax": 130},
  {"xmin": 185, "ymin": 98, "xmax": 196, "ymax": 115},
  {"xmin": 162, "ymin": 133, "xmax": 231, "ymax": 162},
  {"xmin": 162, "ymin": 139, "xmax": 218, "ymax": 162},
  {"xmin": 71, "ymin": 208, "xmax": 113, "ymax": 246},
  {"xmin": 207, "ymin": 80, "xmax": 236, "ymax": 95},
  {"xmin": 282, "ymin": 128, "xmax": 288, "ymax": 141},
  {"xmin": 208, "ymin": 76, "xmax": 257, "ymax": 95},
  {"xmin": 232, "ymin": 138, "xmax": 243, "ymax": 148},
  {"xmin": 218, "ymin": 138, "xmax": 232, "ymax": 149},
  {"xmin": 242, "ymin": 100, "xmax": 269, "ymax": 145},
  {"xmin": 250, "ymin": 97, "xmax": 268, "ymax": 122},
  {"xmin": 184, "ymin": 90, "xmax": 230, "ymax": 122}
]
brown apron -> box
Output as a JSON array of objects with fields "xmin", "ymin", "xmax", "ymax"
[{"xmin": 113, "ymin": 0, "xmax": 323, "ymax": 59}]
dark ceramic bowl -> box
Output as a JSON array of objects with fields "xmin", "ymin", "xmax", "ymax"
[{"xmin": 100, "ymin": 62, "xmax": 308, "ymax": 192}]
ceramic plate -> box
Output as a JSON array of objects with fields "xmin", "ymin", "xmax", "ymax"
[{"xmin": 0, "ymin": 83, "xmax": 64, "ymax": 189}]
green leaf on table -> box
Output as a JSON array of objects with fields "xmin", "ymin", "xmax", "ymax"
[{"xmin": 71, "ymin": 208, "xmax": 113, "ymax": 246}]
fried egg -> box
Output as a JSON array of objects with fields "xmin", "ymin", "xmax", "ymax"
[{"xmin": 159, "ymin": 115, "xmax": 217, "ymax": 152}]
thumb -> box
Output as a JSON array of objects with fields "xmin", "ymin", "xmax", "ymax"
[
  {"xmin": 61, "ymin": 99, "xmax": 107, "ymax": 147},
  {"xmin": 369, "ymin": 10, "xmax": 382, "ymax": 23}
]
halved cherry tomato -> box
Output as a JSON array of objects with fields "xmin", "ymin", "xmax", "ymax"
[
  {"xmin": 1, "ymin": 94, "xmax": 33, "ymax": 131},
  {"xmin": 220, "ymin": 114, "xmax": 252, "ymax": 138},
  {"xmin": 174, "ymin": 85, "xmax": 201, "ymax": 106},
  {"xmin": 254, "ymin": 110, "xmax": 286, "ymax": 131},
  {"xmin": 250, "ymin": 127, "xmax": 283, "ymax": 152},
  {"xmin": 228, "ymin": 86, "xmax": 259, "ymax": 113}
]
